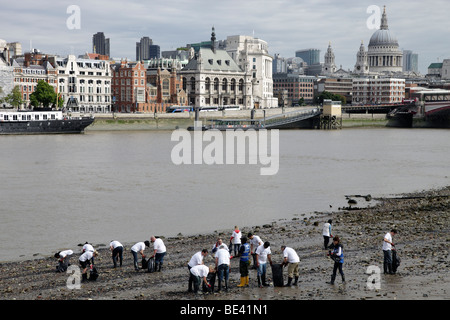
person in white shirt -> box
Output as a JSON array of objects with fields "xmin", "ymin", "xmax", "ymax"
[
  {"xmin": 211, "ymin": 238, "xmax": 228, "ymax": 254},
  {"xmin": 230, "ymin": 226, "xmax": 242, "ymax": 256},
  {"xmin": 82, "ymin": 242, "xmax": 95, "ymax": 263},
  {"xmin": 248, "ymin": 233, "xmax": 263, "ymax": 269},
  {"xmin": 383, "ymin": 229, "xmax": 398, "ymax": 274},
  {"xmin": 150, "ymin": 236, "xmax": 167, "ymax": 272},
  {"xmin": 54, "ymin": 249, "xmax": 73, "ymax": 272},
  {"xmin": 281, "ymin": 246, "xmax": 300, "ymax": 286},
  {"xmin": 79, "ymin": 250, "xmax": 98, "ymax": 282},
  {"xmin": 109, "ymin": 240, "xmax": 124, "ymax": 268},
  {"xmin": 187, "ymin": 249, "xmax": 208, "ymax": 292},
  {"xmin": 322, "ymin": 220, "xmax": 333, "ymax": 249},
  {"xmin": 215, "ymin": 245, "xmax": 231, "ymax": 291},
  {"xmin": 189, "ymin": 264, "xmax": 214, "ymax": 294},
  {"xmin": 131, "ymin": 241, "xmax": 150, "ymax": 271},
  {"xmin": 255, "ymin": 242, "xmax": 272, "ymax": 287}
]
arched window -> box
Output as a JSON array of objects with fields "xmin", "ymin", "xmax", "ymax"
[
  {"xmin": 230, "ymin": 79, "xmax": 236, "ymax": 92},
  {"xmin": 182, "ymin": 77, "xmax": 187, "ymax": 91},
  {"xmin": 214, "ymin": 78, "xmax": 219, "ymax": 91},
  {"xmin": 205, "ymin": 78, "xmax": 211, "ymax": 92},
  {"xmin": 190, "ymin": 77, "xmax": 195, "ymax": 91},
  {"xmin": 222, "ymin": 78, "xmax": 228, "ymax": 92},
  {"xmin": 238, "ymin": 79, "xmax": 244, "ymax": 92}
]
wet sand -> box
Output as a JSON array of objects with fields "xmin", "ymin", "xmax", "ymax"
[{"xmin": 0, "ymin": 186, "xmax": 449, "ymax": 301}]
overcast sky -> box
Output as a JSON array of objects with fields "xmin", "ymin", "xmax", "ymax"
[{"xmin": 2, "ymin": 0, "xmax": 449, "ymax": 74}]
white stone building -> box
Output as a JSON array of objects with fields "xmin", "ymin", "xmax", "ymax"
[
  {"xmin": 49, "ymin": 55, "xmax": 112, "ymax": 113},
  {"xmin": 366, "ymin": 6, "xmax": 403, "ymax": 74},
  {"xmin": 180, "ymin": 29, "xmax": 253, "ymax": 109},
  {"xmin": 225, "ymin": 35, "xmax": 278, "ymax": 108}
]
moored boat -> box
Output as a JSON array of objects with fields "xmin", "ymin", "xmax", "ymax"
[{"xmin": 0, "ymin": 109, "xmax": 94, "ymax": 134}]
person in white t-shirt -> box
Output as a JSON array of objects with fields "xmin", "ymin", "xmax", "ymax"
[
  {"xmin": 255, "ymin": 242, "xmax": 272, "ymax": 287},
  {"xmin": 230, "ymin": 226, "xmax": 242, "ymax": 256},
  {"xmin": 150, "ymin": 236, "xmax": 167, "ymax": 272},
  {"xmin": 189, "ymin": 264, "xmax": 214, "ymax": 294},
  {"xmin": 281, "ymin": 246, "xmax": 300, "ymax": 286},
  {"xmin": 215, "ymin": 245, "xmax": 231, "ymax": 291},
  {"xmin": 82, "ymin": 242, "xmax": 95, "ymax": 263},
  {"xmin": 383, "ymin": 229, "xmax": 397, "ymax": 274},
  {"xmin": 248, "ymin": 232, "xmax": 263, "ymax": 269},
  {"xmin": 54, "ymin": 249, "xmax": 73, "ymax": 272},
  {"xmin": 187, "ymin": 249, "xmax": 208, "ymax": 292},
  {"xmin": 109, "ymin": 240, "xmax": 124, "ymax": 268},
  {"xmin": 79, "ymin": 250, "xmax": 98, "ymax": 282},
  {"xmin": 130, "ymin": 241, "xmax": 150, "ymax": 271},
  {"xmin": 322, "ymin": 220, "xmax": 333, "ymax": 249}
]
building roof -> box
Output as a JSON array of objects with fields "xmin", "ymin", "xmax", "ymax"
[
  {"xmin": 428, "ymin": 63, "xmax": 443, "ymax": 69},
  {"xmin": 182, "ymin": 47, "xmax": 243, "ymax": 73},
  {"xmin": 368, "ymin": 7, "xmax": 399, "ymax": 47}
]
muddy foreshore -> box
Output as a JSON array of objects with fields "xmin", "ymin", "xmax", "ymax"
[{"xmin": 1, "ymin": 186, "xmax": 449, "ymax": 302}]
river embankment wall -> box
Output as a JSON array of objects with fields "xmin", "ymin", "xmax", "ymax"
[{"xmin": 83, "ymin": 107, "xmax": 388, "ymax": 131}]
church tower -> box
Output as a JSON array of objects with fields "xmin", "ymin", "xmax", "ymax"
[
  {"xmin": 323, "ymin": 42, "xmax": 337, "ymax": 76},
  {"xmin": 354, "ymin": 41, "xmax": 369, "ymax": 75}
]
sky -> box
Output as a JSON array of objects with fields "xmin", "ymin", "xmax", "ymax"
[{"xmin": 2, "ymin": 0, "xmax": 449, "ymax": 74}]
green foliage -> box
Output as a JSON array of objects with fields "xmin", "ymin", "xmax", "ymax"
[
  {"xmin": 29, "ymin": 80, "xmax": 57, "ymax": 108},
  {"xmin": 316, "ymin": 91, "xmax": 346, "ymax": 105},
  {"xmin": 3, "ymin": 86, "xmax": 24, "ymax": 108}
]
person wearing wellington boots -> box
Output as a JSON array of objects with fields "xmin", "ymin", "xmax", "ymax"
[
  {"xmin": 326, "ymin": 236, "xmax": 345, "ymax": 285},
  {"xmin": 237, "ymin": 236, "xmax": 250, "ymax": 287},
  {"xmin": 79, "ymin": 250, "xmax": 98, "ymax": 282}
]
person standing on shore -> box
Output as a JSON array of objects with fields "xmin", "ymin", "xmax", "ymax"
[
  {"xmin": 237, "ymin": 236, "xmax": 250, "ymax": 287},
  {"xmin": 54, "ymin": 249, "xmax": 73, "ymax": 273},
  {"xmin": 383, "ymin": 229, "xmax": 398, "ymax": 274},
  {"xmin": 79, "ymin": 250, "xmax": 98, "ymax": 282},
  {"xmin": 130, "ymin": 241, "xmax": 150, "ymax": 271},
  {"xmin": 255, "ymin": 241, "xmax": 272, "ymax": 287},
  {"xmin": 187, "ymin": 249, "xmax": 208, "ymax": 292},
  {"xmin": 322, "ymin": 220, "xmax": 333, "ymax": 249},
  {"xmin": 212, "ymin": 238, "xmax": 228, "ymax": 254},
  {"xmin": 150, "ymin": 236, "xmax": 167, "ymax": 272},
  {"xmin": 215, "ymin": 244, "xmax": 231, "ymax": 292},
  {"xmin": 248, "ymin": 233, "xmax": 263, "ymax": 269},
  {"xmin": 327, "ymin": 236, "xmax": 345, "ymax": 285},
  {"xmin": 189, "ymin": 264, "xmax": 214, "ymax": 294},
  {"xmin": 281, "ymin": 246, "xmax": 300, "ymax": 286},
  {"xmin": 230, "ymin": 226, "xmax": 242, "ymax": 256},
  {"xmin": 109, "ymin": 240, "xmax": 124, "ymax": 268}
]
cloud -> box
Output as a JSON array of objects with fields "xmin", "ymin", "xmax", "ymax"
[{"xmin": 1, "ymin": 0, "xmax": 450, "ymax": 74}]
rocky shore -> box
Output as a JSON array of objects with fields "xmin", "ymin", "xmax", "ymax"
[{"xmin": 1, "ymin": 186, "xmax": 449, "ymax": 301}]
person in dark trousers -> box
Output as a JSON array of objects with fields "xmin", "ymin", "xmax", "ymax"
[
  {"xmin": 322, "ymin": 219, "xmax": 333, "ymax": 249},
  {"xmin": 327, "ymin": 236, "xmax": 345, "ymax": 285},
  {"xmin": 150, "ymin": 236, "xmax": 167, "ymax": 272},
  {"xmin": 189, "ymin": 265, "xmax": 214, "ymax": 294},
  {"xmin": 130, "ymin": 241, "xmax": 150, "ymax": 271},
  {"xmin": 187, "ymin": 249, "xmax": 208, "ymax": 292},
  {"xmin": 383, "ymin": 229, "xmax": 398, "ymax": 274},
  {"xmin": 237, "ymin": 236, "xmax": 250, "ymax": 287},
  {"xmin": 79, "ymin": 250, "xmax": 98, "ymax": 282},
  {"xmin": 109, "ymin": 240, "xmax": 124, "ymax": 268},
  {"xmin": 54, "ymin": 250, "xmax": 73, "ymax": 272}
]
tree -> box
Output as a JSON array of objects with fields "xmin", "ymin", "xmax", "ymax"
[
  {"xmin": 29, "ymin": 80, "xmax": 56, "ymax": 108},
  {"xmin": 3, "ymin": 86, "xmax": 24, "ymax": 109},
  {"xmin": 316, "ymin": 91, "xmax": 346, "ymax": 105}
]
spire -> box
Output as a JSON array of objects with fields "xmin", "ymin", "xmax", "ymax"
[
  {"xmin": 380, "ymin": 5, "xmax": 388, "ymax": 30},
  {"xmin": 211, "ymin": 26, "xmax": 216, "ymax": 53}
]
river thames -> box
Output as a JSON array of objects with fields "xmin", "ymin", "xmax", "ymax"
[{"xmin": 0, "ymin": 127, "xmax": 449, "ymax": 262}]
